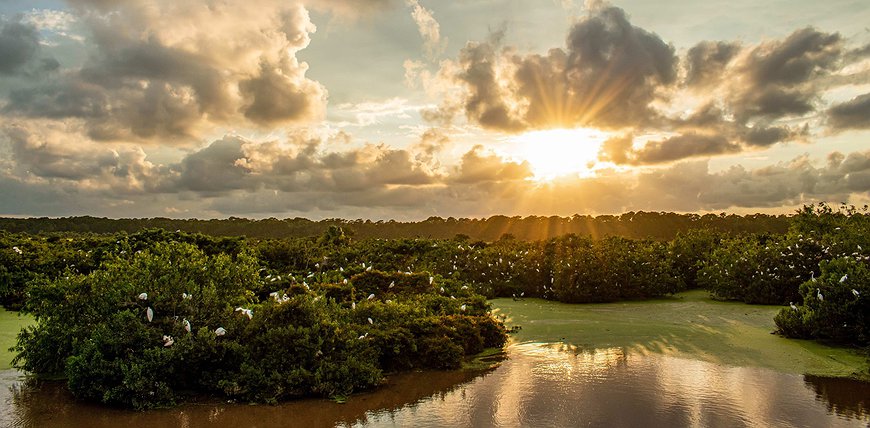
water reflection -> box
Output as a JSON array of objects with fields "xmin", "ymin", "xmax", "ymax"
[
  {"xmin": 804, "ymin": 375, "xmax": 870, "ymax": 420},
  {"xmin": 2, "ymin": 344, "xmax": 868, "ymax": 427}
]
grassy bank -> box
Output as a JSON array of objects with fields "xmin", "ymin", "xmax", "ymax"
[
  {"xmin": 0, "ymin": 309, "xmax": 32, "ymax": 370},
  {"xmin": 492, "ymin": 290, "xmax": 869, "ymax": 379}
]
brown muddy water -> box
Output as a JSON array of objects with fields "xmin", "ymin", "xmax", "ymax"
[{"xmin": 1, "ymin": 342, "xmax": 868, "ymax": 428}]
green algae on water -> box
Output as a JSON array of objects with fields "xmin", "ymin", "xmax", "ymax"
[{"xmin": 492, "ymin": 290, "xmax": 869, "ymax": 380}]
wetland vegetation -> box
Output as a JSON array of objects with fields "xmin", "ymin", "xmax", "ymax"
[{"xmin": 0, "ymin": 203, "xmax": 868, "ymax": 412}]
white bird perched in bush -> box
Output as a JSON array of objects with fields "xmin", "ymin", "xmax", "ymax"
[
  {"xmin": 389, "ymin": 281, "xmax": 395, "ymax": 288},
  {"xmin": 790, "ymin": 302, "xmax": 798, "ymax": 311},
  {"xmin": 163, "ymin": 335, "xmax": 174, "ymax": 347},
  {"xmin": 214, "ymin": 327, "xmax": 226, "ymax": 336},
  {"xmin": 12, "ymin": 246, "xmax": 22, "ymax": 254},
  {"xmin": 853, "ymin": 289, "xmax": 860, "ymax": 297},
  {"xmin": 429, "ymin": 276, "xmax": 434, "ymax": 285},
  {"xmin": 269, "ymin": 291, "xmax": 279, "ymax": 300},
  {"xmin": 182, "ymin": 292, "xmax": 192, "ymax": 300},
  {"xmin": 367, "ymin": 317, "xmax": 373, "ymax": 324},
  {"xmin": 816, "ymin": 288, "xmax": 824, "ymax": 301},
  {"xmin": 183, "ymin": 319, "xmax": 191, "ymax": 333},
  {"xmin": 840, "ymin": 274, "xmax": 848, "ymax": 283},
  {"xmin": 138, "ymin": 292, "xmax": 148, "ymax": 300},
  {"xmin": 235, "ymin": 307, "xmax": 253, "ymax": 319},
  {"xmin": 366, "ymin": 266, "xmax": 372, "ymax": 272},
  {"xmin": 460, "ymin": 304, "xmax": 466, "ymax": 311},
  {"xmin": 146, "ymin": 307, "xmax": 154, "ymax": 322},
  {"xmin": 367, "ymin": 293, "xmax": 375, "ymax": 300}
]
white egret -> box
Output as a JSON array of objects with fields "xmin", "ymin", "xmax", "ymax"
[
  {"xmin": 853, "ymin": 289, "xmax": 860, "ymax": 297},
  {"xmin": 790, "ymin": 302, "xmax": 798, "ymax": 311},
  {"xmin": 343, "ymin": 278, "xmax": 348, "ymax": 285},
  {"xmin": 235, "ymin": 307, "xmax": 253, "ymax": 319},
  {"xmin": 367, "ymin": 317, "xmax": 373, "ymax": 325},
  {"xmin": 429, "ymin": 276, "xmax": 434, "ymax": 285},
  {"xmin": 183, "ymin": 319, "xmax": 191, "ymax": 333},
  {"xmin": 12, "ymin": 246, "xmax": 22, "ymax": 254},
  {"xmin": 366, "ymin": 266, "xmax": 373, "ymax": 272},
  {"xmin": 389, "ymin": 281, "xmax": 395, "ymax": 288},
  {"xmin": 367, "ymin": 293, "xmax": 375, "ymax": 300},
  {"xmin": 146, "ymin": 307, "xmax": 154, "ymax": 322},
  {"xmin": 163, "ymin": 335, "xmax": 174, "ymax": 347},
  {"xmin": 215, "ymin": 327, "xmax": 226, "ymax": 336},
  {"xmin": 138, "ymin": 292, "xmax": 148, "ymax": 300},
  {"xmin": 182, "ymin": 292, "xmax": 192, "ymax": 300},
  {"xmin": 460, "ymin": 304, "xmax": 466, "ymax": 311},
  {"xmin": 840, "ymin": 274, "xmax": 848, "ymax": 283},
  {"xmin": 816, "ymin": 288, "xmax": 824, "ymax": 301},
  {"xmin": 352, "ymin": 301, "xmax": 357, "ymax": 310},
  {"xmin": 269, "ymin": 291, "xmax": 279, "ymax": 300}
]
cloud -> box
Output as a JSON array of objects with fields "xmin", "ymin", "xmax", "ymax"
[
  {"xmin": 684, "ymin": 41, "xmax": 741, "ymax": 88},
  {"xmin": 437, "ymin": 5, "xmax": 677, "ymax": 132},
  {"xmin": 239, "ymin": 61, "xmax": 326, "ymax": 126},
  {"xmin": 1, "ymin": 121, "xmax": 167, "ymax": 193},
  {"xmin": 724, "ymin": 28, "xmax": 843, "ymax": 122},
  {"xmin": 826, "ymin": 93, "xmax": 870, "ymax": 130},
  {"xmin": 451, "ymin": 146, "xmax": 533, "ymax": 183},
  {"xmin": 3, "ymin": 118, "xmax": 870, "ymax": 217},
  {"xmin": 2, "ymin": 1, "xmax": 326, "ymax": 143},
  {"xmin": 406, "ymin": 0, "xmax": 445, "ymax": 59},
  {"xmin": 425, "ymin": 11, "xmax": 867, "ymax": 166},
  {"xmin": 0, "ymin": 18, "xmax": 58, "ymax": 75},
  {"xmin": 600, "ymin": 133, "xmax": 738, "ymax": 165},
  {"xmin": 305, "ymin": 0, "xmax": 396, "ymax": 21}
]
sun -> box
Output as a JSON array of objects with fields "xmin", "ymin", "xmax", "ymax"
[{"xmin": 507, "ymin": 128, "xmax": 608, "ymax": 181}]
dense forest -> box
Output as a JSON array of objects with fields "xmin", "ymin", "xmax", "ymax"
[
  {"xmin": 1, "ymin": 203, "xmax": 867, "ymax": 409},
  {"xmin": 0, "ymin": 211, "xmax": 791, "ymax": 241}
]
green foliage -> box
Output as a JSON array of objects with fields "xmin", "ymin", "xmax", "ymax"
[
  {"xmin": 550, "ymin": 235, "xmax": 680, "ymax": 303},
  {"xmin": 776, "ymin": 257, "xmax": 868, "ymax": 345},
  {"xmin": 14, "ymin": 240, "xmax": 507, "ymax": 409},
  {"xmin": 698, "ymin": 232, "xmax": 825, "ymax": 305}
]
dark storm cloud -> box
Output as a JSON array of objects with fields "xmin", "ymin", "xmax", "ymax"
[
  {"xmin": 454, "ymin": 34, "xmax": 525, "ymax": 132},
  {"xmin": 618, "ymin": 134, "xmax": 739, "ymax": 165},
  {"xmin": 175, "ymin": 137, "xmax": 251, "ymax": 193},
  {"xmin": 0, "ymin": 18, "xmax": 58, "ymax": 76},
  {"xmin": 443, "ymin": 4, "xmax": 676, "ymax": 132},
  {"xmin": 826, "ymin": 93, "xmax": 870, "ymax": 130},
  {"xmin": 728, "ymin": 27, "xmax": 843, "ymax": 121},
  {"xmin": 239, "ymin": 62, "xmax": 325, "ymax": 125},
  {"xmin": 684, "ymin": 41, "xmax": 741, "ymax": 88}
]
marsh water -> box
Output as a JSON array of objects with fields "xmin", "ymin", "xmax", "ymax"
[{"xmin": 2, "ymin": 295, "xmax": 869, "ymax": 427}]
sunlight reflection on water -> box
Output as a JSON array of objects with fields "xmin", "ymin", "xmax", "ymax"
[{"xmin": 2, "ymin": 343, "xmax": 868, "ymax": 427}]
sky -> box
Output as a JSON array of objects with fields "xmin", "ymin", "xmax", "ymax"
[{"xmin": 0, "ymin": 0, "xmax": 869, "ymax": 220}]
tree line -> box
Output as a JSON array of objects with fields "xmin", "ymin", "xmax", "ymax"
[{"xmin": 0, "ymin": 211, "xmax": 790, "ymax": 241}]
